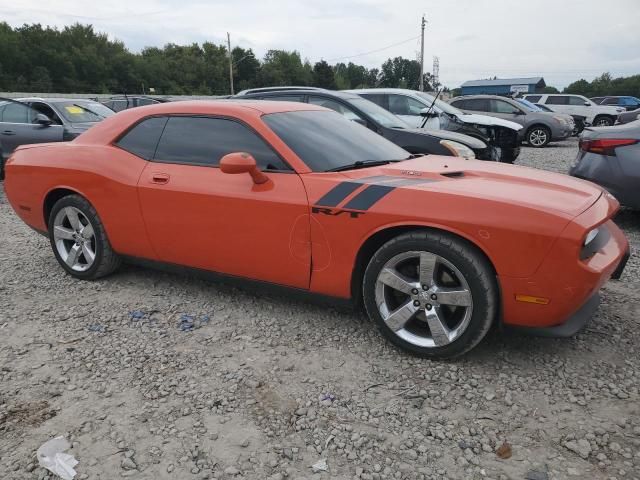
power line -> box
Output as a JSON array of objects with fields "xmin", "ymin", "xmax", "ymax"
[{"xmin": 324, "ymin": 35, "xmax": 420, "ymax": 62}]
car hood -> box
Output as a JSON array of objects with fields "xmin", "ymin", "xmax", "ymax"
[
  {"xmin": 402, "ymin": 128, "xmax": 487, "ymax": 149},
  {"xmin": 455, "ymin": 113, "xmax": 523, "ymax": 131},
  {"xmin": 341, "ymin": 155, "xmax": 602, "ymax": 218}
]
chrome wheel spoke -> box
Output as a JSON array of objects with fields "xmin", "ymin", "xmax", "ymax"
[
  {"xmin": 437, "ymin": 287, "xmax": 472, "ymax": 307},
  {"xmin": 419, "ymin": 252, "xmax": 437, "ymax": 287},
  {"xmin": 53, "ymin": 225, "xmax": 75, "ymax": 241},
  {"xmin": 384, "ymin": 300, "xmax": 418, "ymax": 332},
  {"xmin": 65, "ymin": 244, "xmax": 81, "ymax": 267},
  {"xmin": 81, "ymin": 223, "xmax": 94, "ymax": 240},
  {"xmin": 426, "ymin": 308, "xmax": 450, "ymax": 346},
  {"xmin": 81, "ymin": 243, "xmax": 95, "ymax": 263},
  {"xmin": 378, "ymin": 268, "xmax": 415, "ymax": 295},
  {"xmin": 64, "ymin": 207, "xmax": 81, "ymax": 230}
]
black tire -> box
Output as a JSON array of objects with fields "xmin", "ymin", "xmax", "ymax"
[
  {"xmin": 593, "ymin": 115, "xmax": 614, "ymax": 127},
  {"xmin": 362, "ymin": 230, "xmax": 498, "ymax": 358},
  {"xmin": 526, "ymin": 125, "xmax": 551, "ymax": 148},
  {"xmin": 48, "ymin": 194, "xmax": 121, "ymax": 279}
]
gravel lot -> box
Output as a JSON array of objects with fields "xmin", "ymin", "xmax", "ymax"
[{"xmin": 1, "ymin": 138, "xmax": 639, "ymax": 480}]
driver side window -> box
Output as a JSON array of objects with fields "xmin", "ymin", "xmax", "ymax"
[
  {"xmin": 308, "ymin": 96, "xmax": 361, "ymax": 122},
  {"xmin": 30, "ymin": 102, "xmax": 63, "ymax": 125},
  {"xmin": 388, "ymin": 95, "xmax": 425, "ymax": 116},
  {"xmin": 490, "ymin": 100, "xmax": 520, "ymax": 114}
]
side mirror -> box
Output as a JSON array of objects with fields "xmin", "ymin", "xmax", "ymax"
[
  {"xmin": 34, "ymin": 113, "xmax": 53, "ymax": 125},
  {"xmin": 351, "ymin": 118, "xmax": 367, "ymax": 126},
  {"xmin": 584, "ymin": 101, "xmax": 591, "ymax": 106},
  {"xmin": 419, "ymin": 107, "xmax": 437, "ymax": 117},
  {"xmin": 220, "ymin": 152, "xmax": 268, "ymax": 184}
]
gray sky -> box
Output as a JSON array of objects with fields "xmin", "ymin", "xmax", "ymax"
[{"xmin": 2, "ymin": 0, "xmax": 639, "ymax": 88}]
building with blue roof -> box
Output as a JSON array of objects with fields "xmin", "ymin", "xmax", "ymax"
[{"xmin": 460, "ymin": 77, "xmax": 546, "ymax": 96}]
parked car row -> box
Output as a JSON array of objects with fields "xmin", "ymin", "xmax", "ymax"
[
  {"xmin": 3, "ymin": 99, "xmax": 630, "ymax": 358},
  {"xmin": 0, "ymin": 97, "xmax": 114, "ymax": 179}
]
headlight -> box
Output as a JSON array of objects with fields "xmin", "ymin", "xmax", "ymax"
[
  {"xmin": 553, "ymin": 115, "xmax": 568, "ymax": 125},
  {"xmin": 439, "ymin": 140, "xmax": 475, "ymax": 160},
  {"xmin": 584, "ymin": 227, "xmax": 600, "ymax": 246}
]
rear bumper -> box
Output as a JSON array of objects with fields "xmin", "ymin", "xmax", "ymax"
[{"xmin": 500, "ymin": 195, "xmax": 629, "ymax": 329}]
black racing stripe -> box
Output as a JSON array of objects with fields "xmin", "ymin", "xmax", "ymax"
[
  {"xmin": 315, "ymin": 182, "xmax": 363, "ymax": 207},
  {"xmin": 343, "ymin": 184, "xmax": 396, "ymax": 211}
]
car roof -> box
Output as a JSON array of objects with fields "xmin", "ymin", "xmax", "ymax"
[
  {"xmin": 346, "ymin": 88, "xmax": 423, "ymax": 95},
  {"xmin": 238, "ymin": 89, "xmax": 361, "ymax": 100},
  {"xmin": 17, "ymin": 97, "xmax": 100, "ymax": 103},
  {"xmin": 452, "ymin": 94, "xmax": 516, "ymax": 100}
]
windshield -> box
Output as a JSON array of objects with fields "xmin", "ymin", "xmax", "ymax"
[
  {"xmin": 414, "ymin": 92, "xmax": 464, "ymax": 116},
  {"xmin": 54, "ymin": 101, "xmax": 115, "ymax": 123},
  {"xmin": 263, "ymin": 110, "xmax": 410, "ymax": 172},
  {"xmin": 347, "ymin": 98, "xmax": 409, "ymax": 129},
  {"xmin": 515, "ymin": 98, "xmax": 542, "ymax": 112}
]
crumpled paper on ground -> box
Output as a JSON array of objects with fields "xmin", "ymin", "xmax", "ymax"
[{"xmin": 37, "ymin": 436, "xmax": 78, "ymax": 480}]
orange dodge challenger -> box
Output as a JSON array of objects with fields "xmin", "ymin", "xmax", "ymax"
[{"xmin": 4, "ymin": 101, "xmax": 629, "ymax": 358}]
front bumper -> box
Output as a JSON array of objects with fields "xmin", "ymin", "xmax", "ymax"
[
  {"xmin": 510, "ymin": 293, "xmax": 600, "ymax": 337},
  {"xmin": 552, "ymin": 124, "xmax": 574, "ymax": 141},
  {"xmin": 500, "ymin": 194, "xmax": 629, "ymax": 330}
]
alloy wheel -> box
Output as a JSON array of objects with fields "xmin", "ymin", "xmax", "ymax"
[
  {"xmin": 374, "ymin": 251, "xmax": 473, "ymax": 348},
  {"xmin": 529, "ymin": 129, "xmax": 548, "ymax": 147},
  {"xmin": 53, "ymin": 206, "xmax": 97, "ymax": 272}
]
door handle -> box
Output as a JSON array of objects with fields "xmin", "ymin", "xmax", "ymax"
[
  {"xmin": 150, "ymin": 173, "xmax": 170, "ymax": 185},
  {"xmin": 1, "ymin": 130, "xmax": 16, "ymax": 136}
]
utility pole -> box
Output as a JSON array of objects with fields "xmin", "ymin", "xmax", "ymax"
[
  {"xmin": 419, "ymin": 15, "xmax": 426, "ymax": 92},
  {"xmin": 227, "ymin": 32, "xmax": 234, "ymax": 95}
]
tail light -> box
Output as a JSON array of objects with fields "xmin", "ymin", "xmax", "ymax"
[{"xmin": 579, "ymin": 138, "xmax": 638, "ymax": 156}]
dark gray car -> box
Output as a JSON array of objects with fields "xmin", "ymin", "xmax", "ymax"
[
  {"xmin": 570, "ymin": 120, "xmax": 640, "ymax": 209},
  {"xmin": 450, "ymin": 95, "xmax": 574, "ymax": 147},
  {"xmin": 0, "ymin": 98, "xmax": 114, "ymax": 178}
]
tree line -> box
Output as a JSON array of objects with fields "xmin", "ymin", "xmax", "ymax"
[
  {"xmin": 0, "ymin": 22, "xmax": 435, "ymax": 95},
  {"xmin": 1, "ymin": 23, "xmax": 637, "ymax": 98}
]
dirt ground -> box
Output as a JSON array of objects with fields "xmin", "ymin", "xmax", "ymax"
[{"xmin": 1, "ymin": 138, "xmax": 639, "ymax": 480}]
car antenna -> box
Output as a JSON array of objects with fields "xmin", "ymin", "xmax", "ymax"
[{"xmin": 420, "ymin": 87, "xmax": 443, "ymax": 129}]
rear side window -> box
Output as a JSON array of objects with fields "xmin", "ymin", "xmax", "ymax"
[
  {"xmin": 0, "ymin": 102, "xmax": 34, "ymax": 123},
  {"xmin": 602, "ymin": 97, "xmax": 618, "ymax": 105},
  {"xmin": 116, "ymin": 116, "xmax": 168, "ymax": 160},
  {"xmin": 153, "ymin": 116, "xmax": 289, "ymax": 170},
  {"xmin": 524, "ymin": 95, "xmax": 541, "ymax": 103},
  {"xmin": 546, "ymin": 96, "xmax": 569, "ymax": 105},
  {"xmin": 464, "ymin": 98, "xmax": 489, "ymax": 111}
]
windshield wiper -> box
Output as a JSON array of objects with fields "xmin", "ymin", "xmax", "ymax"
[
  {"xmin": 420, "ymin": 87, "xmax": 443, "ymax": 129},
  {"xmin": 325, "ymin": 159, "xmax": 400, "ymax": 172},
  {"xmin": 72, "ymin": 103, "xmax": 104, "ymax": 119}
]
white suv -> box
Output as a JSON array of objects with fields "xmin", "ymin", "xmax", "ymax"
[{"xmin": 523, "ymin": 94, "xmax": 624, "ymax": 126}]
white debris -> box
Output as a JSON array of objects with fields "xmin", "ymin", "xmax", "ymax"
[
  {"xmin": 310, "ymin": 458, "xmax": 328, "ymax": 473},
  {"xmin": 37, "ymin": 436, "xmax": 78, "ymax": 480}
]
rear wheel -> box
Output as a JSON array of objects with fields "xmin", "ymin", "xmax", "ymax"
[
  {"xmin": 362, "ymin": 231, "xmax": 498, "ymax": 358},
  {"xmin": 526, "ymin": 125, "xmax": 551, "ymax": 147},
  {"xmin": 48, "ymin": 195, "xmax": 121, "ymax": 279},
  {"xmin": 593, "ymin": 116, "xmax": 614, "ymax": 127}
]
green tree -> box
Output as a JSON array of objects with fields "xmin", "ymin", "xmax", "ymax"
[
  {"xmin": 312, "ymin": 60, "xmax": 336, "ymax": 88},
  {"xmin": 543, "ymin": 86, "xmax": 559, "ymax": 93}
]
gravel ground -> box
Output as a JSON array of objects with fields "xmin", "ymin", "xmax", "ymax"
[{"xmin": 1, "ymin": 137, "xmax": 639, "ymax": 480}]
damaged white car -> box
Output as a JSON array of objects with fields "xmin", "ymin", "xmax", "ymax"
[{"xmin": 348, "ymin": 88, "xmax": 523, "ymax": 163}]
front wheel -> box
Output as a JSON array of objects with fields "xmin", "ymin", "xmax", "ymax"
[
  {"xmin": 48, "ymin": 194, "xmax": 121, "ymax": 279},
  {"xmin": 362, "ymin": 231, "xmax": 498, "ymax": 358},
  {"xmin": 526, "ymin": 126, "xmax": 551, "ymax": 147},
  {"xmin": 593, "ymin": 116, "xmax": 614, "ymax": 127}
]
